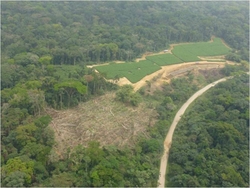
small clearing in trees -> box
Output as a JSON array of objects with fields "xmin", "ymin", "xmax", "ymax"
[{"xmin": 47, "ymin": 93, "xmax": 158, "ymax": 156}]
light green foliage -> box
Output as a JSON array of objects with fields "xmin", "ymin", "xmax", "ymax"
[
  {"xmin": 15, "ymin": 123, "xmax": 37, "ymax": 147},
  {"xmin": 14, "ymin": 52, "xmax": 39, "ymax": 66},
  {"xmin": 25, "ymin": 80, "xmax": 42, "ymax": 89},
  {"xmin": 116, "ymin": 85, "xmax": 142, "ymax": 106},
  {"xmin": 54, "ymin": 80, "xmax": 87, "ymax": 95},
  {"xmin": 2, "ymin": 83, "xmax": 46, "ymax": 115},
  {"xmin": 38, "ymin": 55, "xmax": 52, "ymax": 70},
  {"xmin": 54, "ymin": 80, "xmax": 87, "ymax": 107},
  {"xmin": 38, "ymin": 55, "xmax": 52, "ymax": 65},
  {"xmin": 2, "ymin": 157, "xmax": 34, "ymax": 186},
  {"xmin": 8, "ymin": 86, "xmax": 30, "ymax": 109}
]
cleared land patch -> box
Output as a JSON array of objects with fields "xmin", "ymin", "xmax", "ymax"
[{"xmin": 47, "ymin": 93, "xmax": 158, "ymax": 155}]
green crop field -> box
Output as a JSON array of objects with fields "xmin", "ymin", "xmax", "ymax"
[
  {"xmin": 94, "ymin": 37, "xmax": 231, "ymax": 83},
  {"xmin": 172, "ymin": 37, "xmax": 231, "ymax": 62},
  {"xmin": 95, "ymin": 60, "xmax": 161, "ymax": 83},
  {"xmin": 146, "ymin": 54, "xmax": 183, "ymax": 66}
]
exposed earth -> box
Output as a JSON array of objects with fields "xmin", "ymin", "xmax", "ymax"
[{"xmin": 47, "ymin": 93, "xmax": 158, "ymax": 158}]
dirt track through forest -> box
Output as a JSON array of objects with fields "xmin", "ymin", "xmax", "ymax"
[{"xmin": 157, "ymin": 76, "xmax": 232, "ymax": 187}]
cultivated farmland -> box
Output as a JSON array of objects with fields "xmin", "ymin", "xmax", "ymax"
[
  {"xmin": 172, "ymin": 38, "xmax": 231, "ymax": 62},
  {"xmin": 94, "ymin": 37, "xmax": 231, "ymax": 83},
  {"xmin": 95, "ymin": 60, "xmax": 161, "ymax": 83}
]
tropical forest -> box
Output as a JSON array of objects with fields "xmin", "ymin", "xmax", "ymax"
[{"xmin": 1, "ymin": 1, "xmax": 249, "ymax": 187}]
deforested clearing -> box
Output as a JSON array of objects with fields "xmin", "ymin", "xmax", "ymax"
[{"xmin": 47, "ymin": 92, "xmax": 158, "ymax": 155}]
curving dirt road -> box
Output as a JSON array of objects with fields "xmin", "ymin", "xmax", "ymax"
[{"xmin": 157, "ymin": 76, "xmax": 232, "ymax": 187}]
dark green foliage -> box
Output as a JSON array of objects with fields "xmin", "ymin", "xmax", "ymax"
[
  {"xmin": 38, "ymin": 141, "xmax": 162, "ymax": 187},
  {"xmin": 220, "ymin": 64, "xmax": 248, "ymax": 76},
  {"xmin": 1, "ymin": 1, "xmax": 248, "ymax": 64},
  {"xmin": 166, "ymin": 74, "xmax": 249, "ymax": 187},
  {"xmin": 2, "ymin": 171, "xmax": 27, "ymax": 187},
  {"xmin": 225, "ymin": 52, "xmax": 241, "ymax": 62},
  {"xmin": 140, "ymin": 139, "xmax": 162, "ymax": 154}
]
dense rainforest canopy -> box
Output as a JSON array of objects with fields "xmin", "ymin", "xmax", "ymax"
[
  {"xmin": 1, "ymin": 1, "xmax": 249, "ymax": 187},
  {"xmin": 1, "ymin": 1, "xmax": 249, "ymax": 65},
  {"xmin": 167, "ymin": 74, "xmax": 249, "ymax": 187}
]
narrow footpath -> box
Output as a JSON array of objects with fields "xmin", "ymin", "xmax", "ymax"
[{"xmin": 157, "ymin": 76, "xmax": 232, "ymax": 187}]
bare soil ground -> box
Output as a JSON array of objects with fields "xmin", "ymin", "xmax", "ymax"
[
  {"xmin": 197, "ymin": 55, "xmax": 226, "ymax": 61},
  {"xmin": 47, "ymin": 93, "xmax": 158, "ymax": 157}
]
